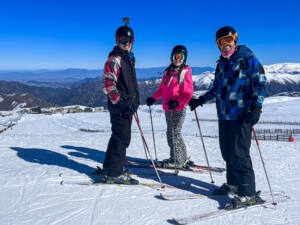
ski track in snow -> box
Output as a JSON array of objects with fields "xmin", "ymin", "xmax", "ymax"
[{"xmin": 1, "ymin": 97, "xmax": 300, "ymax": 224}]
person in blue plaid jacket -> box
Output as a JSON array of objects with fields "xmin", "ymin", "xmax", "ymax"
[{"xmin": 189, "ymin": 26, "xmax": 267, "ymax": 209}]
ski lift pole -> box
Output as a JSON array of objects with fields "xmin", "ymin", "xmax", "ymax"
[
  {"xmin": 252, "ymin": 127, "xmax": 277, "ymax": 206},
  {"xmin": 149, "ymin": 106, "xmax": 158, "ymax": 161},
  {"xmin": 134, "ymin": 113, "xmax": 162, "ymax": 184},
  {"xmin": 194, "ymin": 109, "xmax": 214, "ymax": 183}
]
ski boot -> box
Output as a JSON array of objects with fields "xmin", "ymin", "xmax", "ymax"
[
  {"xmin": 212, "ymin": 183, "xmax": 238, "ymax": 196},
  {"xmin": 161, "ymin": 158, "xmax": 188, "ymax": 169},
  {"xmin": 92, "ymin": 166, "xmax": 132, "ymax": 176},
  {"xmin": 186, "ymin": 159, "xmax": 195, "ymax": 167},
  {"xmin": 91, "ymin": 166, "xmax": 107, "ymax": 176},
  {"xmin": 224, "ymin": 191, "xmax": 265, "ymax": 210},
  {"xmin": 103, "ymin": 172, "xmax": 139, "ymax": 185}
]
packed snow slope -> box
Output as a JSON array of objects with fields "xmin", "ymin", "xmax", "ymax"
[{"xmin": 1, "ymin": 96, "xmax": 300, "ymax": 225}]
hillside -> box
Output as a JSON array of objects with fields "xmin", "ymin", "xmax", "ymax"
[
  {"xmin": 0, "ymin": 80, "xmax": 67, "ymax": 100},
  {"xmin": 0, "ymin": 93, "xmax": 57, "ymax": 111}
]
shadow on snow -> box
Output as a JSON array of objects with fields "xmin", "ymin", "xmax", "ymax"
[{"xmin": 10, "ymin": 145, "xmax": 228, "ymax": 209}]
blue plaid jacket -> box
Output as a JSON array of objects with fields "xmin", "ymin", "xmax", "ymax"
[{"xmin": 203, "ymin": 45, "xmax": 267, "ymax": 120}]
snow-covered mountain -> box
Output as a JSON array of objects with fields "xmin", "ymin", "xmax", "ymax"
[
  {"xmin": 191, "ymin": 63, "xmax": 300, "ymax": 95},
  {"xmin": 264, "ymin": 63, "xmax": 300, "ymax": 84},
  {"xmin": 0, "ymin": 93, "xmax": 57, "ymax": 111},
  {"xmin": 192, "ymin": 71, "xmax": 215, "ymax": 90},
  {"xmin": 264, "ymin": 63, "xmax": 300, "ymax": 75},
  {"xmin": 1, "ymin": 63, "xmax": 300, "ymax": 110}
]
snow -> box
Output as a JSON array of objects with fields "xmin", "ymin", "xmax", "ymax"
[
  {"xmin": 264, "ymin": 63, "xmax": 300, "ymax": 74},
  {"xmin": 190, "ymin": 63, "xmax": 300, "ymax": 89},
  {"xmin": 264, "ymin": 96, "xmax": 300, "ymax": 104},
  {"xmin": 13, "ymin": 102, "xmax": 27, "ymax": 111},
  {"xmin": 0, "ymin": 95, "xmax": 3, "ymax": 103},
  {"xmin": 192, "ymin": 71, "xmax": 215, "ymax": 89},
  {"xmin": 265, "ymin": 72, "xmax": 300, "ymax": 84},
  {"xmin": 10, "ymin": 100, "xmax": 17, "ymax": 107},
  {"xmin": 1, "ymin": 96, "xmax": 300, "ymax": 225}
]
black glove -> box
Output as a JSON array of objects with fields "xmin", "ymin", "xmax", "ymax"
[
  {"xmin": 244, "ymin": 105, "xmax": 262, "ymax": 126},
  {"xmin": 167, "ymin": 99, "xmax": 179, "ymax": 110},
  {"xmin": 146, "ymin": 97, "xmax": 156, "ymax": 106},
  {"xmin": 189, "ymin": 96, "xmax": 205, "ymax": 111}
]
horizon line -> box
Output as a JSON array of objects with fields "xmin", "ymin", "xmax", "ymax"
[{"xmin": 0, "ymin": 62, "xmax": 299, "ymax": 71}]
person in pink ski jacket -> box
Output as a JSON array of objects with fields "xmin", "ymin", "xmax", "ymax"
[{"xmin": 146, "ymin": 45, "xmax": 193, "ymax": 168}]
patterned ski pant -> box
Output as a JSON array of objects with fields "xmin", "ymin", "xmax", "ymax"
[{"xmin": 165, "ymin": 108, "xmax": 187, "ymax": 164}]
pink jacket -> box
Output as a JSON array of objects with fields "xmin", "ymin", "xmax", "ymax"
[{"xmin": 152, "ymin": 65, "xmax": 193, "ymax": 112}]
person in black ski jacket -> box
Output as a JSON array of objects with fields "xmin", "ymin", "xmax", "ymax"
[
  {"xmin": 101, "ymin": 21, "xmax": 139, "ymax": 185},
  {"xmin": 189, "ymin": 26, "xmax": 267, "ymax": 209}
]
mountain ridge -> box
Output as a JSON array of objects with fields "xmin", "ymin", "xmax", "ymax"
[{"xmin": 1, "ymin": 63, "xmax": 300, "ymax": 110}]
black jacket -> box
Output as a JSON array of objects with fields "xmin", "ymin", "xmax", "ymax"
[{"xmin": 106, "ymin": 46, "xmax": 139, "ymax": 114}]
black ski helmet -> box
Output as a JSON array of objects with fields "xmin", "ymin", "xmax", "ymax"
[
  {"xmin": 115, "ymin": 26, "xmax": 134, "ymax": 44},
  {"xmin": 170, "ymin": 45, "xmax": 188, "ymax": 64},
  {"xmin": 216, "ymin": 26, "xmax": 238, "ymax": 43}
]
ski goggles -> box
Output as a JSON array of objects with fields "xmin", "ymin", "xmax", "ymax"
[
  {"xmin": 216, "ymin": 33, "xmax": 237, "ymax": 48},
  {"xmin": 117, "ymin": 36, "xmax": 134, "ymax": 45},
  {"xmin": 172, "ymin": 52, "xmax": 185, "ymax": 62}
]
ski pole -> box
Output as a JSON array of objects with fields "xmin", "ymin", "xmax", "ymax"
[
  {"xmin": 252, "ymin": 127, "xmax": 277, "ymax": 206},
  {"xmin": 149, "ymin": 106, "xmax": 158, "ymax": 161},
  {"xmin": 170, "ymin": 110, "xmax": 179, "ymax": 175},
  {"xmin": 134, "ymin": 112, "xmax": 163, "ymax": 184},
  {"xmin": 135, "ymin": 112, "xmax": 150, "ymax": 165},
  {"xmin": 194, "ymin": 109, "xmax": 214, "ymax": 183}
]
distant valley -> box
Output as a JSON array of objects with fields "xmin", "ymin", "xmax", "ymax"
[{"xmin": 1, "ymin": 63, "xmax": 300, "ymax": 111}]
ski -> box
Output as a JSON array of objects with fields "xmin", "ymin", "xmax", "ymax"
[
  {"xmin": 59, "ymin": 179, "xmax": 191, "ymax": 189},
  {"xmin": 172, "ymin": 195, "xmax": 290, "ymax": 224},
  {"xmin": 191, "ymin": 165, "xmax": 225, "ymax": 173},
  {"xmin": 124, "ymin": 164, "xmax": 210, "ymax": 174},
  {"xmin": 125, "ymin": 158, "xmax": 225, "ymax": 173},
  {"xmin": 160, "ymin": 190, "xmax": 286, "ymax": 201},
  {"xmin": 91, "ymin": 166, "xmax": 178, "ymax": 177},
  {"xmin": 135, "ymin": 172, "xmax": 178, "ymax": 177}
]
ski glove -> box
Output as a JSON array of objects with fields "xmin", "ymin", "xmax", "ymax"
[
  {"xmin": 146, "ymin": 97, "xmax": 156, "ymax": 106},
  {"xmin": 244, "ymin": 105, "xmax": 262, "ymax": 126},
  {"xmin": 189, "ymin": 96, "xmax": 205, "ymax": 111},
  {"xmin": 167, "ymin": 99, "xmax": 179, "ymax": 110}
]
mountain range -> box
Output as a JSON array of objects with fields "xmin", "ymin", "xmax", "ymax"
[
  {"xmin": 0, "ymin": 67, "xmax": 214, "ymax": 85},
  {"xmin": 0, "ymin": 63, "xmax": 300, "ymax": 111}
]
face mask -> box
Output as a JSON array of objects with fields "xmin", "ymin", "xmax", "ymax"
[{"xmin": 221, "ymin": 46, "xmax": 236, "ymax": 58}]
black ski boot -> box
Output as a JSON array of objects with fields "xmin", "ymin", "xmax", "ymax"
[
  {"xmin": 92, "ymin": 166, "xmax": 107, "ymax": 176},
  {"xmin": 160, "ymin": 158, "xmax": 190, "ymax": 169},
  {"xmin": 92, "ymin": 166, "xmax": 132, "ymax": 176},
  {"xmin": 212, "ymin": 183, "xmax": 238, "ymax": 196},
  {"xmin": 224, "ymin": 191, "xmax": 265, "ymax": 210},
  {"xmin": 123, "ymin": 167, "xmax": 133, "ymax": 175},
  {"xmin": 186, "ymin": 159, "xmax": 195, "ymax": 167},
  {"xmin": 104, "ymin": 172, "xmax": 139, "ymax": 185}
]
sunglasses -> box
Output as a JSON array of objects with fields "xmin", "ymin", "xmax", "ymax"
[
  {"xmin": 172, "ymin": 52, "xmax": 185, "ymax": 61},
  {"xmin": 117, "ymin": 36, "xmax": 134, "ymax": 45},
  {"xmin": 216, "ymin": 33, "xmax": 237, "ymax": 48}
]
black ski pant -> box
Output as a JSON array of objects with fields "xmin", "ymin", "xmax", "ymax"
[
  {"xmin": 218, "ymin": 119, "xmax": 255, "ymax": 196},
  {"xmin": 103, "ymin": 113, "xmax": 133, "ymax": 177}
]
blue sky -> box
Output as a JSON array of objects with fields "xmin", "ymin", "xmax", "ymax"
[{"xmin": 0, "ymin": 0, "xmax": 299, "ymax": 70}]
